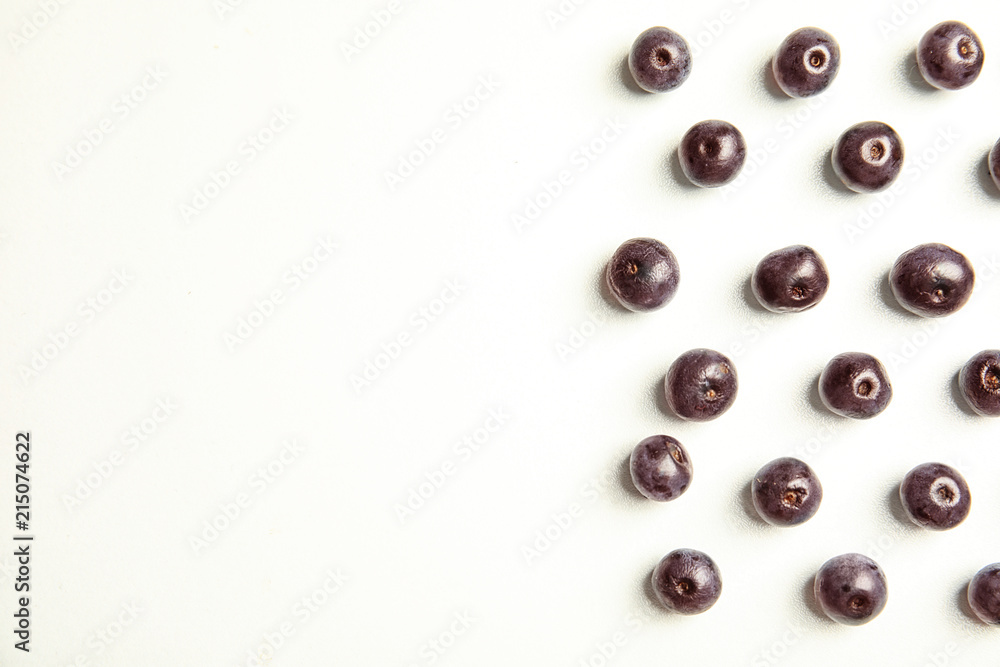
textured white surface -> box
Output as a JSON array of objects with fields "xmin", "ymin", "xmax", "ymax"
[{"xmin": 1, "ymin": 0, "xmax": 1000, "ymax": 664}]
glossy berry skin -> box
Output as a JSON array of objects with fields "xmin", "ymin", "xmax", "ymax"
[
  {"xmin": 968, "ymin": 564, "xmax": 1000, "ymax": 625},
  {"xmin": 751, "ymin": 245, "xmax": 829, "ymax": 313},
  {"xmin": 651, "ymin": 549, "xmax": 722, "ymax": 615},
  {"xmin": 814, "ymin": 553, "xmax": 888, "ymax": 626},
  {"xmin": 889, "ymin": 243, "xmax": 974, "ymax": 318},
  {"xmin": 990, "ymin": 138, "xmax": 1000, "ymax": 192},
  {"xmin": 959, "ymin": 350, "xmax": 1000, "ymax": 416},
  {"xmin": 819, "ymin": 352, "xmax": 892, "ymax": 419},
  {"xmin": 752, "ymin": 457, "xmax": 823, "ymax": 527},
  {"xmin": 832, "ymin": 121, "xmax": 904, "ymax": 193},
  {"xmin": 628, "ymin": 27, "xmax": 692, "ymax": 93},
  {"xmin": 772, "ymin": 27, "xmax": 841, "ymax": 98},
  {"xmin": 917, "ymin": 21, "xmax": 984, "ymax": 91},
  {"xmin": 630, "ymin": 435, "xmax": 692, "ymax": 502},
  {"xmin": 664, "ymin": 349, "xmax": 738, "ymax": 421},
  {"xmin": 606, "ymin": 238, "xmax": 680, "ymax": 312},
  {"xmin": 899, "ymin": 462, "xmax": 971, "ymax": 531},
  {"xmin": 678, "ymin": 120, "xmax": 746, "ymax": 188}
]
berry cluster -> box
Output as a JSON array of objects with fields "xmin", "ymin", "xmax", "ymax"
[
  {"xmin": 628, "ymin": 21, "xmax": 1000, "ymax": 192},
  {"xmin": 615, "ymin": 21, "xmax": 999, "ymax": 625}
]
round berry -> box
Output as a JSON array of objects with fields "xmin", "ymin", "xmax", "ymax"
[
  {"xmin": 917, "ymin": 20, "xmax": 984, "ymax": 90},
  {"xmin": 969, "ymin": 563, "xmax": 1000, "ymax": 625},
  {"xmin": 664, "ymin": 349, "xmax": 738, "ymax": 422},
  {"xmin": 959, "ymin": 350, "xmax": 1000, "ymax": 416},
  {"xmin": 989, "ymin": 138, "xmax": 1000, "ymax": 193},
  {"xmin": 628, "ymin": 27, "xmax": 692, "ymax": 93},
  {"xmin": 832, "ymin": 121, "xmax": 904, "ymax": 193},
  {"xmin": 751, "ymin": 245, "xmax": 829, "ymax": 313},
  {"xmin": 772, "ymin": 27, "xmax": 841, "ymax": 98},
  {"xmin": 629, "ymin": 435, "xmax": 692, "ymax": 502},
  {"xmin": 752, "ymin": 457, "xmax": 823, "ymax": 527},
  {"xmin": 889, "ymin": 243, "xmax": 974, "ymax": 318},
  {"xmin": 605, "ymin": 238, "xmax": 680, "ymax": 312},
  {"xmin": 819, "ymin": 352, "xmax": 892, "ymax": 420},
  {"xmin": 651, "ymin": 548, "xmax": 722, "ymax": 615},
  {"xmin": 814, "ymin": 553, "xmax": 888, "ymax": 626},
  {"xmin": 900, "ymin": 462, "xmax": 971, "ymax": 530},
  {"xmin": 677, "ymin": 120, "xmax": 746, "ymax": 188}
]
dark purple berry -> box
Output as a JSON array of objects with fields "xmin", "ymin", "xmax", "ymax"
[
  {"xmin": 814, "ymin": 553, "xmax": 888, "ymax": 626},
  {"xmin": 651, "ymin": 548, "xmax": 722, "ymax": 615},
  {"xmin": 678, "ymin": 120, "xmax": 746, "ymax": 188},
  {"xmin": 917, "ymin": 21, "xmax": 984, "ymax": 91},
  {"xmin": 899, "ymin": 462, "xmax": 971, "ymax": 530},
  {"xmin": 751, "ymin": 245, "xmax": 829, "ymax": 313},
  {"xmin": 629, "ymin": 435, "xmax": 692, "ymax": 502},
  {"xmin": 752, "ymin": 457, "xmax": 823, "ymax": 526},
  {"xmin": 819, "ymin": 352, "xmax": 892, "ymax": 420},
  {"xmin": 606, "ymin": 238, "xmax": 680, "ymax": 312},
  {"xmin": 959, "ymin": 350, "xmax": 1000, "ymax": 416},
  {"xmin": 969, "ymin": 563, "xmax": 1000, "ymax": 625},
  {"xmin": 889, "ymin": 243, "xmax": 974, "ymax": 318},
  {"xmin": 832, "ymin": 121, "xmax": 904, "ymax": 193},
  {"xmin": 628, "ymin": 27, "xmax": 692, "ymax": 93},
  {"xmin": 989, "ymin": 138, "xmax": 1000, "ymax": 192},
  {"xmin": 772, "ymin": 27, "xmax": 841, "ymax": 98},
  {"xmin": 664, "ymin": 349, "xmax": 738, "ymax": 422}
]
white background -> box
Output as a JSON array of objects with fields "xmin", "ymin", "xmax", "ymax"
[{"xmin": 1, "ymin": 0, "xmax": 999, "ymax": 664}]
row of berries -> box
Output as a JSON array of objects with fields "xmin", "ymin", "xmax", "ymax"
[
  {"xmin": 640, "ymin": 453, "xmax": 995, "ymax": 625},
  {"xmin": 629, "ymin": 22, "xmax": 1000, "ymax": 192},
  {"xmin": 606, "ymin": 237, "xmax": 993, "ymax": 418},
  {"xmin": 630, "ymin": 22, "xmax": 984, "ymax": 96},
  {"xmin": 608, "ymin": 238, "xmax": 979, "ymax": 320}
]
